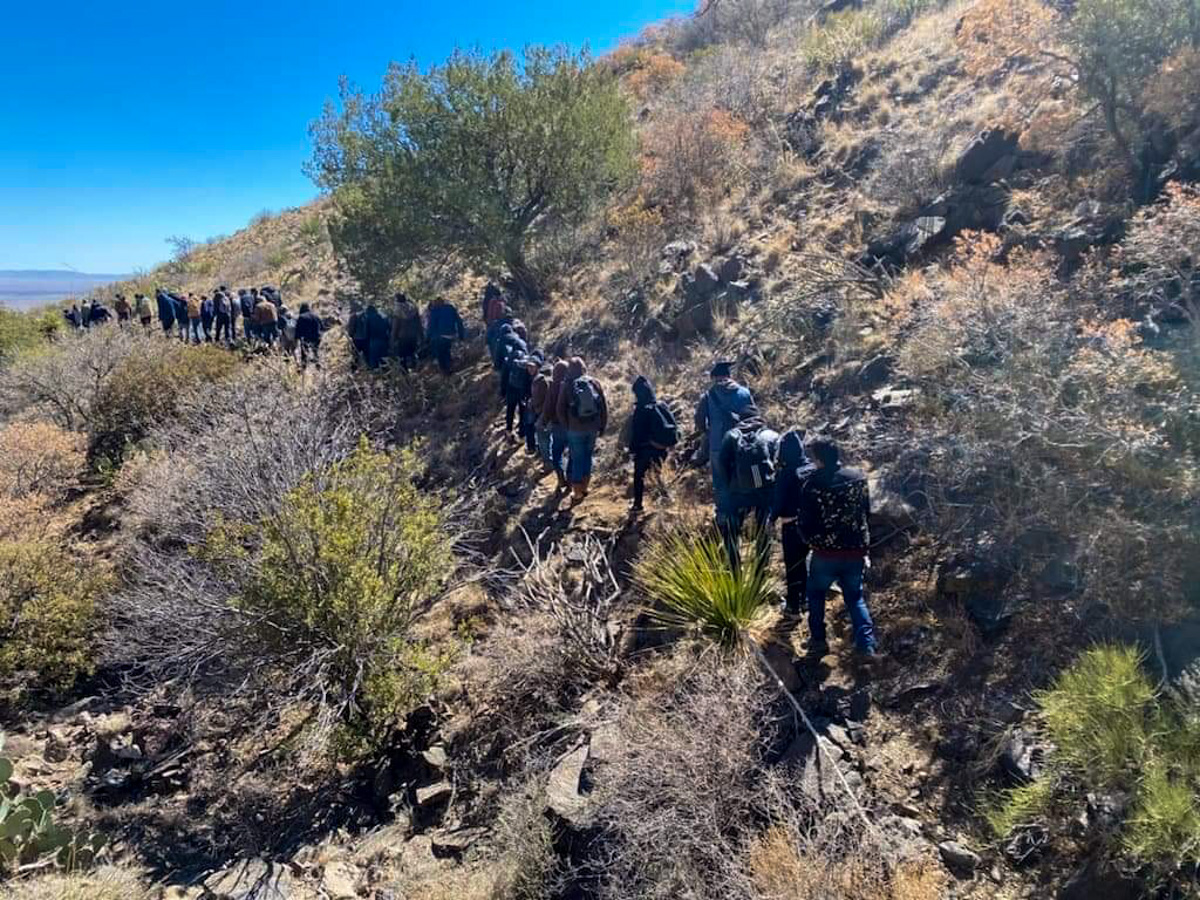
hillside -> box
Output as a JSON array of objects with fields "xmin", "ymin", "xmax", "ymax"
[{"xmin": 1, "ymin": 1, "xmax": 1199, "ymax": 899}]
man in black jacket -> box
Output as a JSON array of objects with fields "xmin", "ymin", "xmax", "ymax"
[
  {"xmin": 798, "ymin": 436, "xmax": 876, "ymax": 657},
  {"xmin": 296, "ymin": 303, "xmax": 322, "ymax": 369},
  {"xmin": 627, "ymin": 376, "xmax": 670, "ymax": 514},
  {"xmin": 773, "ymin": 429, "xmax": 816, "ymax": 618}
]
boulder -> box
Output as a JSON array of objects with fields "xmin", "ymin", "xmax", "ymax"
[
  {"xmin": 955, "ymin": 129, "xmax": 1019, "ymax": 185},
  {"xmin": 861, "ymin": 217, "xmax": 946, "ymax": 269},
  {"xmin": 421, "ymin": 746, "xmax": 448, "ymax": 770},
  {"xmin": 855, "ymin": 354, "xmax": 894, "ymax": 391},
  {"xmin": 670, "ymin": 298, "xmax": 715, "ymax": 340},
  {"xmin": 661, "ymin": 240, "xmax": 698, "ymax": 271},
  {"xmin": 938, "ymin": 840, "xmax": 980, "ymax": 878},
  {"xmin": 320, "ymin": 860, "xmax": 359, "ymax": 899},
  {"xmin": 867, "ymin": 472, "xmax": 915, "ymax": 538},
  {"xmin": 204, "ymin": 859, "xmax": 296, "ymax": 900},
  {"xmin": 718, "ymin": 255, "xmax": 748, "ymax": 284},
  {"xmin": 871, "ymin": 385, "xmax": 919, "ymax": 411},
  {"xmin": 415, "ymin": 781, "xmax": 452, "ymax": 809},
  {"xmin": 759, "ymin": 641, "xmax": 802, "ymax": 693},
  {"xmin": 682, "ymin": 263, "xmax": 721, "ymax": 304},
  {"xmin": 920, "ymin": 184, "xmax": 1010, "ymax": 238},
  {"xmin": 998, "ymin": 728, "xmax": 1045, "ymax": 785},
  {"xmin": 546, "ymin": 744, "xmax": 593, "ymax": 828},
  {"xmin": 936, "ymin": 537, "xmax": 1014, "ymax": 637},
  {"xmin": 431, "ymin": 827, "xmax": 488, "ymax": 858},
  {"xmin": 780, "ymin": 730, "xmax": 864, "ymax": 805},
  {"xmin": 1058, "ymin": 856, "xmax": 1143, "ymax": 900}
]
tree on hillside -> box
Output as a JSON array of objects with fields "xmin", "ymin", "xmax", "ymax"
[
  {"xmin": 960, "ymin": 0, "xmax": 1200, "ymax": 191},
  {"xmin": 307, "ymin": 46, "xmax": 638, "ymax": 302}
]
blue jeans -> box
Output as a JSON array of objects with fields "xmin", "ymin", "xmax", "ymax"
[
  {"xmin": 566, "ymin": 430, "xmax": 597, "ymax": 484},
  {"xmin": 550, "ymin": 427, "xmax": 568, "ymax": 477},
  {"xmin": 189, "ymin": 319, "xmax": 203, "ymax": 343},
  {"xmin": 711, "ymin": 451, "xmax": 734, "ymax": 517},
  {"xmin": 806, "ymin": 555, "xmax": 876, "ymax": 652}
]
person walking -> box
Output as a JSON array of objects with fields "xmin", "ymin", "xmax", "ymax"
[
  {"xmin": 296, "ymin": 303, "xmax": 322, "ymax": 369},
  {"xmin": 113, "ymin": 293, "xmax": 132, "ymax": 327},
  {"xmin": 213, "ymin": 290, "xmax": 233, "ymax": 346},
  {"xmin": 185, "ymin": 293, "xmax": 203, "ymax": 344},
  {"xmin": 362, "ymin": 302, "xmax": 390, "ymax": 369},
  {"xmin": 135, "ymin": 293, "xmax": 153, "ymax": 331},
  {"xmin": 156, "ymin": 290, "xmax": 175, "ymax": 337},
  {"xmin": 390, "ymin": 293, "xmax": 423, "ymax": 371},
  {"xmin": 239, "ymin": 290, "xmax": 256, "ymax": 343},
  {"xmin": 717, "ymin": 407, "xmax": 780, "ymax": 573},
  {"xmin": 773, "ymin": 430, "xmax": 816, "ymax": 618},
  {"xmin": 540, "ymin": 360, "xmax": 570, "ymax": 489},
  {"xmin": 492, "ymin": 323, "xmax": 526, "ymax": 399},
  {"xmin": 426, "ymin": 296, "xmax": 466, "ymax": 375},
  {"xmin": 253, "ymin": 294, "xmax": 279, "ymax": 347},
  {"xmin": 695, "ymin": 361, "xmax": 757, "ymax": 528},
  {"xmin": 481, "ymin": 283, "xmax": 507, "ymax": 326},
  {"xmin": 798, "ymin": 436, "xmax": 877, "ymax": 658},
  {"xmin": 172, "ymin": 293, "xmax": 188, "ymax": 341},
  {"xmin": 486, "ymin": 306, "xmax": 514, "ymax": 359},
  {"xmin": 556, "ymin": 357, "xmax": 608, "ymax": 503},
  {"xmin": 88, "ymin": 300, "xmax": 112, "ymax": 326},
  {"xmin": 627, "ymin": 376, "xmax": 677, "ymax": 514},
  {"xmin": 530, "ymin": 359, "xmax": 554, "ymax": 465}
]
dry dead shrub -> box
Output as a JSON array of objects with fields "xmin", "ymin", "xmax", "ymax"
[
  {"xmin": 2, "ymin": 866, "xmax": 152, "ymax": 900},
  {"xmin": 643, "ymin": 107, "xmax": 751, "ymax": 216},
  {"xmin": 624, "ymin": 50, "xmax": 686, "ymax": 101},
  {"xmin": 591, "ymin": 654, "xmax": 774, "ymax": 900},
  {"xmin": 0, "ymin": 422, "xmax": 84, "ymax": 500},
  {"xmin": 865, "ymin": 124, "xmax": 954, "ymax": 216},
  {"xmin": 894, "ymin": 233, "xmax": 1198, "ymax": 621},
  {"xmin": 1120, "ymin": 181, "xmax": 1200, "ymax": 342},
  {"xmin": 607, "ymin": 195, "xmax": 668, "ymax": 294}
]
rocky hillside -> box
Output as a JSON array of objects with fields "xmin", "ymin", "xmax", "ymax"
[{"xmin": 1, "ymin": 1, "xmax": 1199, "ymax": 899}]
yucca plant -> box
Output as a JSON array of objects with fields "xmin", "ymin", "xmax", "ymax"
[{"xmin": 634, "ymin": 527, "xmax": 772, "ymax": 649}]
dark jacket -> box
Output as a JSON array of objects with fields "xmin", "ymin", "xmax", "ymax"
[
  {"xmin": 798, "ymin": 464, "xmax": 871, "ymax": 557},
  {"xmin": 718, "ymin": 420, "xmax": 781, "ymax": 495},
  {"xmin": 296, "ymin": 310, "xmax": 321, "ymax": 344},
  {"xmin": 201, "ymin": 297, "xmax": 214, "ymax": 322},
  {"xmin": 156, "ymin": 292, "xmax": 175, "ymax": 325},
  {"xmin": 629, "ymin": 376, "xmax": 664, "ymax": 455},
  {"xmin": 557, "ymin": 357, "xmax": 609, "ymax": 435},
  {"xmin": 696, "ymin": 380, "xmax": 756, "ymax": 454},
  {"xmin": 391, "ymin": 301, "xmax": 423, "ymax": 351},
  {"xmin": 427, "ymin": 302, "xmax": 466, "ymax": 342},
  {"xmin": 506, "ymin": 354, "xmax": 536, "ymax": 402},
  {"xmin": 363, "ymin": 306, "xmax": 390, "ymax": 344},
  {"xmin": 89, "ymin": 303, "xmax": 111, "ymax": 324},
  {"xmin": 531, "ymin": 366, "xmax": 552, "ymax": 422},
  {"xmin": 240, "ymin": 293, "xmax": 255, "ymax": 318},
  {"xmin": 494, "ymin": 327, "xmax": 526, "ymax": 372},
  {"xmin": 773, "ymin": 430, "xmax": 816, "ymax": 521},
  {"xmin": 173, "ymin": 295, "xmax": 188, "ymax": 323}
]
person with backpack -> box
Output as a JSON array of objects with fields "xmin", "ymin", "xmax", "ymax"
[
  {"xmin": 773, "ymin": 429, "xmax": 816, "ymax": 618},
  {"xmin": 296, "ymin": 303, "xmax": 322, "ymax": 369},
  {"xmin": 505, "ymin": 350, "xmax": 541, "ymax": 450},
  {"xmin": 539, "ymin": 359, "xmax": 570, "ymax": 489},
  {"xmin": 239, "ymin": 290, "xmax": 256, "ymax": 343},
  {"xmin": 171, "ymin": 293, "xmax": 187, "ymax": 341},
  {"xmin": 481, "ymin": 282, "xmax": 507, "ymax": 326},
  {"xmin": 88, "ymin": 301, "xmax": 112, "ymax": 326},
  {"xmin": 717, "ymin": 406, "xmax": 780, "ymax": 573},
  {"xmin": 213, "ymin": 290, "xmax": 233, "ymax": 345},
  {"xmin": 253, "ymin": 294, "xmax": 279, "ymax": 347},
  {"xmin": 113, "ymin": 294, "xmax": 132, "ymax": 327},
  {"xmin": 201, "ymin": 293, "xmax": 216, "ymax": 342},
  {"xmin": 695, "ymin": 361, "xmax": 757, "ymax": 520},
  {"xmin": 156, "ymin": 290, "xmax": 175, "ymax": 337},
  {"xmin": 628, "ymin": 376, "xmax": 677, "ymax": 514},
  {"xmin": 390, "ymin": 293, "xmax": 423, "ymax": 371},
  {"xmin": 486, "ymin": 307, "xmax": 514, "ymax": 359},
  {"xmin": 556, "ymin": 357, "xmax": 608, "ymax": 503},
  {"xmin": 798, "ymin": 436, "xmax": 876, "ymax": 658},
  {"xmin": 493, "ymin": 324, "xmax": 527, "ymax": 399},
  {"xmin": 135, "ymin": 293, "xmax": 153, "ymax": 331},
  {"xmin": 426, "ymin": 296, "xmax": 466, "ymax": 375}
]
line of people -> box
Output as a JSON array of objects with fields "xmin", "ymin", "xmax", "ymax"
[
  {"xmin": 344, "ymin": 293, "xmax": 468, "ymax": 374},
  {"xmin": 485, "ymin": 279, "xmax": 877, "ymax": 657}
]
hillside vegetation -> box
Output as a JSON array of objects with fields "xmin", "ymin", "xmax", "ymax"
[{"xmin": 1, "ymin": 0, "xmax": 1199, "ymax": 899}]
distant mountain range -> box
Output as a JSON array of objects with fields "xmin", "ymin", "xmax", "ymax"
[{"xmin": 0, "ymin": 270, "xmax": 130, "ymax": 310}]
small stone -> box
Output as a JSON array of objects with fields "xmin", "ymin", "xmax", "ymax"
[
  {"xmin": 321, "ymin": 860, "xmax": 359, "ymax": 899},
  {"xmin": 415, "ymin": 781, "xmax": 452, "ymax": 808},
  {"xmin": 421, "ymin": 746, "xmax": 448, "ymax": 769},
  {"xmin": 939, "ymin": 841, "xmax": 980, "ymax": 878}
]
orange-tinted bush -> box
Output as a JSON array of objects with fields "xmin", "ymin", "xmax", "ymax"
[{"xmin": 0, "ymin": 422, "xmax": 85, "ymax": 500}]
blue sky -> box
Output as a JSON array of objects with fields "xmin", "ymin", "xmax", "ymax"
[{"xmin": 0, "ymin": 0, "xmax": 694, "ymax": 273}]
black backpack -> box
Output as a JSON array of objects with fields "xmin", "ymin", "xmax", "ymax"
[
  {"xmin": 648, "ymin": 400, "xmax": 678, "ymax": 448},
  {"xmin": 734, "ymin": 426, "xmax": 775, "ymax": 492},
  {"xmin": 570, "ymin": 377, "xmax": 602, "ymax": 422},
  {"xmin": 508, "ymin": 358, "xmax": 532, "ymax": 394}
]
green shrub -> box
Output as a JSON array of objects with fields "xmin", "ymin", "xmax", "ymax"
[
  {"xmin": 202, "ymin": 438, "xmax": 454, "ymax": 753},
  {"xmin": 265, "ymin": 246, "xmax": 290, "ymax": 270},
  {"xmin": 1038, "ymin": 644, "xmax": 1155, "ymax": 784},
  {"xmin": 802, "ymin": 10, "xmax": 883, "ymax": 72},
  {"xmin": 988, "ymin": 644, "xmax": 1200, "ymax": 883},
  {"xmin": 297, "ymin": 215, "xmax": 325, "ymax": 245},
  {"xmin": 0, "ymin": 541, "xmax": 106, "ymax": 695},
  {"xmin": 88, "ymin": 343, "xmax": 237, "ymax": 468},
  {"xmin": 634, "ymin": 528, "xmax": 771, "ymax": 649},
  {"xmin": 0, "ymin": 307, "xmax": 62, "ymax": 365}
]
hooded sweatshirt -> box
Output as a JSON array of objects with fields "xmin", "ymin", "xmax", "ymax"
[
  {"xmin": 557, "ymin": 357, "xmax": 608, "ymax": 435},
  {"xmin": 629, "ymin": 376, "xmax": 663, "ymax": 454},
  {"xmin": 695, "ymin": 379, "xmax": 756, "ymax": 454},
  {"xmin": 773, "ymin": 430, "xmax": 816, "ymax": 521},
  {"xmin": 541, "ymin": 360, "xmax": 570, "ymax": 428}
]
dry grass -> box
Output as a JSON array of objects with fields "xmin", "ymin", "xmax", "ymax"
[{"xmin": 1, "ymin": 867, "xmax": 152, "ymax": 900}]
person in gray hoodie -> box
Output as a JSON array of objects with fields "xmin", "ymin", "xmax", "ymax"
[{"xmin": 695, "ymin": 361, "xmax": 756, "ymax": 521}]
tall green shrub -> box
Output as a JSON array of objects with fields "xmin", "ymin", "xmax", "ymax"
[{"xmin": 308, "ymin": 45, "xmax": 637, "ymax": 301}]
